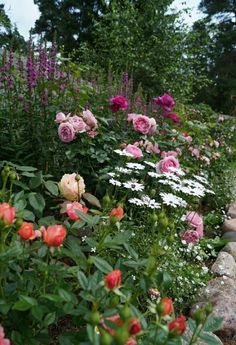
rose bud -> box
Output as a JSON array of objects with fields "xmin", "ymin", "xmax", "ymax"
[
  {"xmin": 168, "ymin": 315, "xmax": 186, "ymax": 335},
  {"xmin": 0, "ymin": 203, "xmax": 15, "ymax": 225},
  {"xmin": 18, "ymin": 222, "xmax": 35, "ymax": 240},
  {"xmin": 161, "ymin": 297, "xmax": 174, "ymax": 316},
  {"xmin": 43, "ymin": 225, "xmax": 67, "ymax": 247},
  {"xmin": 129, "ymin": 319, "xmax": 141, "ymax": 335},
  {"xmin": 110, "ymin": 207, "xmax": 124, "ymax": 221},
  {"xmin": 104, "ymin": 269, "xmax": 122, "ymax": 289}
]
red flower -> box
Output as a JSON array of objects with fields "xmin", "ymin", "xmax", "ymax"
[
  {"xmin": 109, "ymin": 95, "xmax": 128, "ymax": 112},
  {"xmin": 101, "ymin": 314, "xmax": 123, "ymax": 335},
  {"xmin": 110, "ymin": 207, "xmax": 124, "ymax": 221},
  {"xmin": 168, "ymin": 315, "xmax": 186, "ymax": 335},
  {"xmin": 0, "ymin": 203, "xmax": 15, "ymax": 225},
  {"xmin": 18, "ymin": 222, "xmax": 35, "ymax": 240},
  {"xmin": 129, "ymin": 319, "xmax": 141, "ymax": 335},
  {"xmin": 161, "ymin": 297, "xmax": 174, "ymax": 316},
  {"xmin": 104, "ymin": 269, "xmax": 122, "ymax": 289},
  {"xmin": 43, "ymin": 225, "xmax": 67, "ymax": 247},
  {"xmin": 66, "ymin": 202, "xmax": 88, "ymax": 220}
]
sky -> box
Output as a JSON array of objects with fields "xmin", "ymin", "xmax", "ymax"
[{"xmin": 2, "ymin": 0, "xmax": 204, "ymax": 40}]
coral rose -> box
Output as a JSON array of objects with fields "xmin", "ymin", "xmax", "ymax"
[
  {"xmin": 153, "ymin": 93, "xmax": 175, "ymax": 111},
  {"xmin": 104, "ymin": 269, "xmax": 122, "ymax": 289},
  {"xmin": 58, "ymin": 173, "xmax": 85, "ymax": 201},
  {"xmin": 43, "ymin": 225, "xmax": 67, "ymax": 247},
  {"xmin": 0, "ymin": 203, "xmax": 15, "ymax": 225},
  {"xmin": 125, "ymin": 144, "xmax": 143, "ymax": 159},
  {"xmin": 66, "ymin": 202, "xmax": 88, "ymax": 220},
  {"xmin": 133, "ymin": 115, "xmax": 151, "ymax": 135},
  {"xmin": 168, "ymin": 315, "xmax": 186, "ymax": 335},
  {"xmin": 156, "ymin": 156, "xmax": 180, "ymax": 174},
  {"xmin": 110, "ymin": 207, "xmax": 124, "ymax": 221},
  {"xmin": 109, "ymin": 95, "xmax": 128, "ymax": 112},
  {"xmin": 161, "ymin": 297, "xmax": 174, "ymax": 316},
  {"xmin": 18, "ymin": 222, "xmax": 35, "ymax": 240},
  {"xmin": 58, "ymin": 122, "xmax": 75, "ymax": 143}
]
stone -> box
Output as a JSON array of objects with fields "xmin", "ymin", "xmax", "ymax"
[
  {"xmin": 192, "ymin": 277, "xmax": 236, "ymax": 336},
  {"xmin": 211, "ymin": 252, "xmax": 236, "ymax": 279},
  {"xmin": 227, "ymin": 203, "xmax": 236, "ymax": 219},
  {"xmin": 223, "ymin": 243, "xmax": 236, "ymax": 261},
  {"xmin": 182, "ymin": 327, "xmax": 223, "ymax": 345},
  {"xmin": 222, "ymin": 231, "xmax": 236, "ymax": 242},
  {"xmin": 222, "ymin": 219, "xmax": 236, "ymax": 233}
]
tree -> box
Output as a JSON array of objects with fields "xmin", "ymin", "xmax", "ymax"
[{"xmin": 193, "ymin": 0, "xmax": 236, "ymax": 114}]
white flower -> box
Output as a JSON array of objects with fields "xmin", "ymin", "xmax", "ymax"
[
  {"xmin": 132, "ymin": 275, "xmax": 136, "ymax": 281},
  {"xmin": 148, "ymin": 172, "xmax": 159, "ymax": 178},
  {"xmin": 123, "ymin": 179, "xmax": 144, "ymax": 191},
  {"xmin": 169, "ymin": 167, "xmax": 186, "ymax": 176},
  {"xmin": 114, "ymin": 149, "xmax": 133, "ymax": 157},
  {"xmin": 82, "ymin": 236, "xmax": 87, "ymax": 242},
  {"xmin": 115, "ymin": 167, "xmax": 133, "ymax": 174},
  {"xmin": 128, "ymin": 198, "xmax": 145, "ymax": 206},
  {"xmin": 91, "ymin": 247, "xmax": 96, "ymax": 253},
  {"xmin": 141, "ymin": 195, "xmax": 161, "ymax": 209},
  {"xmin": 107, "ymin": 172, "xmax": 116, "ymax": 177},
  {"xmin": 144, "ymin": 161, "xmax": 156, "ymax": 168},
  {"xmin": 126, "ymin": 163, "xmax": 145, "ymax": 170},
  {"xmin": 193, "ymin": 175, "xmax": 208, "ymax": 184},
  {"xmin": 109, "ymin": 178, "xmax": 122, "ymax": 186},
  {"xmin": 160, "ymin": 193, "xmax": 187, "ymax": 208}
]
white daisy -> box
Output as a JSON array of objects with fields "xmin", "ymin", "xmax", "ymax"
[
  {"xmin": 115, "ymin": 167, "xmax": 133, "ymax": 174},
  {"xmin": 141, "ymin": 195, "xmax": 161, "ymax": 209},
  {"xmin": 109, "ymin": 178, "xmax": 122, "ymax": 186},
  {"xmin": 126, "ymin": 163, "xmax": 145, "ymax": 170},
  {"xmin": 148, "ymin": 172, "xmax": 159, "ymax": 178},
  {"xmin": 160, "ymin": 193, "xmax": 187, "ymax": 208},
  {"xmin": 193, "ymin": 175, "xmax": 209, "ymax": 184},
  {"xmin": 114, "ymin": 149, "xmax": 133, "ymax": 157},
  {"xmin": 128, "ymin": 198, "xmax": 145, "ymax": 206},
  {"xmin": 123, "ymin": 179, "xmax": 144, "ymax": 192},
  {"xmin": 107, "ymin": 172, "xmax": 116, "ymax": 177},
  {"xmin": 144, "ymin": 161, "xmax": 156, "ymax": 168}
]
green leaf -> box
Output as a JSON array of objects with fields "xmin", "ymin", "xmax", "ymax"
[
  {"xmin": 44, "ymin": 180, "xmax": 59, "ymax": 196},
  {"xmin": 28, "ymin": 192, "xmax": 45, "ymax": 213},
  {"xmin": 92, "ymin": 256, "xmax": 113, "ymax": 274},
  {"xmin": 42, "ymin": 294, "xmax": 63, "ymax": 302},
  {"xmin": 204, "ymin": 316, "xmax": 224, "ymax": 332},
  {"xmin": 13, "ymin": 295, "xmax": 37, "ymax": 311},
  {"xmin": 22, "ymin": 209, "xmax": 35, "ymax": 222},
  {"xmin": 31, "ymin": 305, "xmax": 44, "ymax": 321},
  {"xmin": 82, "ymin": 193, "xmax": 101, "ymax": 208},
  {"xmin": 74, "ymin": 210, "xmax": 95, "ymax": 225},
  {"xmin": 14, "ymin": 199, "xmax": 27, "ymax": 212},
  {"xmin": 15, "ymin": 165, "xmax": 38, "ymax": 172},
  {"xmin": 199, "ymin": 332, "xmax": 222, "ymax": 345},
  {"xmin": 29, "ymin": 171, "xmax": 43, "ymax": 189},
  {"xmin": 58, "ymin": 289, "xmax": 72, "ymax": 302},
  {"xmin": 77, "ymin": 271, "xmax": 88, "ymax": 290},
  {"xmin": 44, "ymin": 312, "xmax": 56, "ymax": 327}
]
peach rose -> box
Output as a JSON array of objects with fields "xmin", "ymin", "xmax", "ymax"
[{"xmin": 58, "ymin": 173, "xmax": 85, "ymax": 201}]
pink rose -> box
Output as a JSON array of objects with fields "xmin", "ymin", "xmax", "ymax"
[
  {"xmin": 109, "ymin": 95, "xmax": 128, "ymax": 112},
  {"xmin": 0, "ymin": 325, "xmax": 10, "ymax": 345},
  {"xmin": 82, "ymin": 110, "xmax": 98, "ymax": 130},
  {"xmin": 161, "ymin": 151, "xmax": 178, "ymax": 158},
  {"xmin": 66, "ymin": 202, "xmax": 88, "ymax": 220},
  {"xmin": 58, "ymin": 122, "xmax": 75, "ymax": 143},
  {"xmin": 148, "ymin": 118, "xmax": 157, "ymax": 136},
  {"xmin": 156, "ymin": 156, "xmax": 180, "ymax": 174},
  {"xmin": 133, "ymin": 115, "xmax": 151, "ymax": 134},
  {"xmin": 125, "ymin": 144, "xmax": 143, "ymax": 159},
  {"xmin": 190, "ymin": 148, "xmax": 200, "ymax": 158},
  {"xmin": 55, "ymin": 112, "xmax": 66, "ymax": 123},
  {"xmin": 145, "ymin": 141, "xmax": 160, "ymax": 154},
  {"xmin": 182, "ymin": 230, "xmax": 200, "ymax": 244},
  {"xmin": 68, "ymin": 116, "xmax": 87, "ymax": 133},
  {"xmin": 164, "ymin": 112, "xmax": 180, "ymax": 124},
  {"xmin": 185, "ymin": 211, "xmax": 204, "ymax": 237},
  {"xmin": 153, "ymin": 93, "xmax": 175, "ymax": 111},
  {"xmin": 127, "ymin": 113, "xmax": 138, "ymax": 122},
  {"xmin": 87, "ymin": 130, "xmax": 98, "ymax": 138}
]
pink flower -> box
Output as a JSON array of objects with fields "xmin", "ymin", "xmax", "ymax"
[
  {"xmin": 0, "ymin": 324, "xmax": 10, "ymax": 345},
  {"xmin": 59, "ymin": 173, "xmax": 85, "ymax": 201},
  {"xmin": 156, "ymin": 156, "xmax": 180, "ymax": 174},
  {"xmin": 58, "ymin": 122, "xmax": 75, "ymax": 143},
  {"xmin": 185, "ymin": 211, "xmax": 204, "ymax": 237},
  {"xmin": 125, "ymin": 144, "xmax": 143, "ymax": 159},
  {"xmin": 87, "ymin": 130, "xmax": 98, "ymax": 138},
  {"xmin": 161, "ymin": 151, "xmax": 178, "ymax": 158},
  {"xmin": 182, "ymin": 133, "xmax": 192, "ymax": 142},
  {"xmin": 55, "ymin": 112, "xmax": 66, "ymax": 123},
  {"xmin": 43, "ymin": 225, "xmax": 67, "ymax": 247},
  {"xmin": 164, "ymin": 113, "xmax": 180, "ymax": 124},
  {"xmin": 127, "ymin": 113, "xmax": 138, "ymax": 122},
  {"xmin": 133, "ymin": 115, "xmax": 151, "ymax": 134},
  {"xmin": 68, "ymin": 116, "xmax": 87, "ymax": 133},
  {"xmin": 218, "ymin": 115, "xmax": 224, "ymax": 122},
  {"xmin": 66, "ymin": 202, "xmax": 88, "ymax": 220},
  {"xmin": 148, "ymin": 118, "xmax": 157, "ymax": 136},
  {"xmin": 153, "ymin": 93, "xmax": 175, "ymax": 111},
  {"xmin": 82, "ymin": 110, "xmax": 98, "ymax": 130},
  {"xmin": 0, "ymin": 203, "xmax": 15, "ymax": 225},
  {"xmin": 182, "ymin": 230, "xmax": 200, "ymax": 244},
  {"xmin": 145, "ymin": 141, "xmax": 160, "ymax": 154},
  {"xmin": 190, "ymin": 148, "xmax": 200, "ymax": 158},
  {"xmin": 109, "ymin": 95, "xmax": 128, "ymax": 112}
]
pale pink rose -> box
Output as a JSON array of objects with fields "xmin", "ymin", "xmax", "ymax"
[
  {"xmin": 200, "ymin": 156, "xmax": 210, "ymax": 165},
  {"xmin": 214, "ymin": 140, "xmax": 220, "ymax": 148},
  {"xmin": 185, "ymin": 212, "xmax": 203, "ymax": 227},
  {"xmin": 58, "ymin": 122, "xmax": 75, "ymax": 143},
  {"xmin": 82, "ymin": 110, "xmax": 98, "ymax": 130},
  {"xmin": 148, "ymin": 118, "xmax": 157, "ymax": 136},
  {"xmin": 185, "ymin": 135, "xmax": 192, "ymax": 143},
  {"xmin": 127, "ymin": 113, "xmax": 138, "ymax": 122},
  {"xmin": 156, "ymin": 156, "xmax": 180, "ymax": 174},
  {"xmin": 66, "ymin": 202, "xmax": 88, "ymax": 220},
  {"xmin": 176, "ymin": 148, "xmax": 182, "ymax": 155},
  {"xmin": 125, "ymin": 144, "xmax": 143, "ymax": 159},
  {"xmin": 69, "ymin": 116, "xmax": 87, "ymax": 133},
  {"xmin": 0, "ymin": 325, "xmax": 10, "ymax": 345},
  {"xmin": 145, "ymin": 141, "xmax": 160, "ymax": 154},
  {"xmin": 182, "ymin": 230, "xmax": 200, "ymax": 244},
  {"xmin": 161, "ymin": 151, "xmax": 178, "ymax": 158},
  {"xmin": 218, "ymin": 115, "xmax": 224, "ymax": 122},
  {"xmin": 58, "ymin": 173, "xmax": 85, "ymax": 201},
  {"xmin": 87, "ymin": 130, "xmax": 98, "ymax": 138},
  {"xmin": 190, "ymin": 148, "xmax": 200, "ymax": 158},
  {"xmin": 196, "ymin": 223, "xmax": 204, "ymax": 237},
  {"xmin": 55, "ymin": 112, "xmax": 67, "ymax": 123},
  {"xmin": 133, "ymin": 115, "xmax": 151, "ymax": 134}
]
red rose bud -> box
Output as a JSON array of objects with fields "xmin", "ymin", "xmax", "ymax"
[
  {"xmin": 43, "ymin": 225, "xmax": 67, "ymax": 247},
  {"xmin": 0, "ymin": 203, "xmax": 15, "ymax": 225},
  {"xmin": 104, "ymin": 269, "xmax": 122, "ymax": 289},
  {"xmin": 18, "ymin": 222, "xmax": 35, "ymax": 240},
  {"xmin": 101, "ymin": 314, "xmax": 123, "ymax": 335},
  {"xmin": 161, "ymin": 297, "xmax": 174, "ymax": 316},
  {"xmin": 110, "ymin": 207, "xmax": 124, "ymax": 221},
  {"xmin": 129, "ymin": 319, "xmax": 141, "ymax": 335},
  {"xmin": 168, "ymin": 315, "xmax": 186, "ymax": 335}
]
